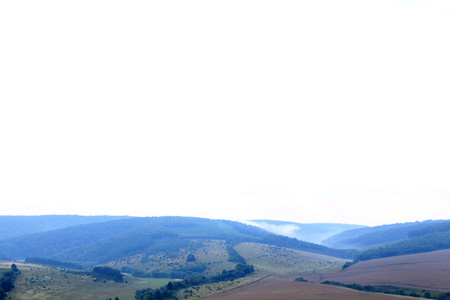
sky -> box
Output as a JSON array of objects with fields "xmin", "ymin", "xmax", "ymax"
[{"xmin": 1, "ymin": 0, "xmax": 450, "ymax": 226}]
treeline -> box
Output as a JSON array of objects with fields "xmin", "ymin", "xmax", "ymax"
[
  {"xmin": 92, "ymin": 266, "xmax": 124, "ymax": 282},
  {"xmin": 355, "ymin": 231, "xmax": 450, "ymax": 261},
  {"xmin": 135, "ymin": 264, "xmax": 254, "ymax": 300},
  {"xmin": 0, "ymin": 264, "xmax": 20, "ymax": 300},
  {"xmin": 408, "ymin": 221, "xmax": 450, "ymax": 238},
  {"xmin": 25, "ymin": 257, "xmax": 83, "ymax": 270},
  {"xmin": 226, "ymin": 244, "xmax": 247, "ymax": 264},
  {"xmin": 136, "ymin": 264, "xmax": 208, "ymax": 280},
  {"xmin": 322, "ymin": 281, "xmax": 450, "ymax": 299}
]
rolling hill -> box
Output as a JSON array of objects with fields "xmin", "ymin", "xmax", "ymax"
[
  {"xmin": 4, "ymin": 216, "xmax": 450, "ymax": 300},
  {"xmin": 322, "ymin": 219, "xmax": 450, "ymax": 250},
  {"xmin": 0, "ymin": 217, "xmax": 357, "ymax": 269},
  {"xmin": 0, "ymin": 215, "xmax": 129, "ymax": 241},
  {"xmin": 319, "ymin": 219, "xmax": 450, "ymax": 261},
  {"xmin": 355, "ymin": 230, "xmax": 450, "ymax": 261}
]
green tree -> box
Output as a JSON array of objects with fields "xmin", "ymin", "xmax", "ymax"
[
  {"xmin": 11, "ymin": 264, "xmax": 18, "ymax": 273},
  {"xmin": 186, "ymin": 254, "xmax": 196, "ymax": 262},
  {"xmin": 154, "ymin": 290, "xmax": 163, "ymax": 300},
  {"xmin": 0, "ymin": 278, "xmax": 13, "ymax": 293}
]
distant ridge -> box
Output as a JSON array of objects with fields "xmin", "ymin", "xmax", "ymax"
[
  {"xmin": 0, "ymin": 215, "xmax": 129, "ymax": 240},
  {"xmin": 322, "ymin": 219, "xmax": 450, "ymax": 250},
  {"xmin": 318, "ymin": 219, "xmax": 450, "ymax": 261},
  {"xmin": 246, "ymin": 220, "xmax": 366, "ymax": 244}
]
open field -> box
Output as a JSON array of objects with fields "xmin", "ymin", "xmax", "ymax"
[
  {"xmin": 303, "ymin": 249, "xmax": 450, "ymax": 292},
  {"xmin": 235, "ymin": 242, "xmax": 347, "ymax": 275},
  {"xmin": 203, "ymin": 275, "xmax": 419, "ymax": 300},
  {"xmin": 0, "ymin": 262, "xmax": 171, "ymax": 300},
  {"xmin": 177, "ymin": 274, "xmax": 263, "ymax": 300}
]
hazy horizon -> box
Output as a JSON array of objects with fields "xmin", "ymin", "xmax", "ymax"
[{"xmin": 1, "ymin": 0, "xmax": 450, "ymax": 227}]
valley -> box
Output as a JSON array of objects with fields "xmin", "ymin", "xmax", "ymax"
[{"xmin": 1, "ymin": 216, "xmax": 450, "ymax": 299}]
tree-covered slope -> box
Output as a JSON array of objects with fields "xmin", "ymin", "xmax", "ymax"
[
  {"xmin": 322, "ymin": 220, "xmax": 450, "ymax": 250},
  {"xmin": 0, "ymin": 217, "xmax": 357, "ymax": 266},
  {"xmin": 356, "ymin": 229, "xmax": 450, "ymax": 261},
  {"xmin": 0, "ymin": 215, "xmax": 128, "ymax": 241},
  {"xmin": 246, "ymin": 220, "xmax": 366, "ymax": 244}
]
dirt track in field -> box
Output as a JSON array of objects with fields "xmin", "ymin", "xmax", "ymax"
[
  {"xmin": 303, "ymin": 249, "xmax": 450, "ymax": 292},
  {"xmin": 203, "ymin": 275, "xmax": 416, "ymax": 299}
]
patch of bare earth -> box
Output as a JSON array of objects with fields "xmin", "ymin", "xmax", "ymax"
[
  {"xmin": 303, "ymin": 249, "xmax": 450, "ymax": 292},
  {"xmin": 203, "ymin": 275, "xmax": 418, "ymax": 300}
]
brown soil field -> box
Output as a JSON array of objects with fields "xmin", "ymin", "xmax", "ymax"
[
  {"xmin": 203, "ymin": 275, "xmax": 417, "ymax": 300},
  {"xmin": 303, "ymin": 249, "xmax": 450, "ymax": 292}
]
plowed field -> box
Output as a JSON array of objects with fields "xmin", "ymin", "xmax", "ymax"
[
  {"xmin": 203, "ymin": 275, "xmax": 417, "ymax": 299},
  {"xmin": 303, "ymin": 249, "xmax": 450, "ymax": 292}
]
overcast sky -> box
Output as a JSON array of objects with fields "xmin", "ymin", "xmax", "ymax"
[{"xmin": 1, "ymin": 0, "xmax": 450, "ymax": 226}]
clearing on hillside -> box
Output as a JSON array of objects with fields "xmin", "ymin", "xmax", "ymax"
[{"xmin": 235, "ymin": 242, "xmax": 347, "ymax": 275}]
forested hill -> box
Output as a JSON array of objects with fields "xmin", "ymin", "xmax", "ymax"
[
  {"xmin": 0, "ymin": 215, "xmax": 128, "ymax": 240},
  {"xmin": 0, "ymin": 216, "xmax": 357, "ymax": 266},
  {"xmin": 322, "ymin": 219, "xmax": 450, "ymax": 250},
  {"xmin": 355, "ymin": 221, "xmax": 450, "ymax": 261}
]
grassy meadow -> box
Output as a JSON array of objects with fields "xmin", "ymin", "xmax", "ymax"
[
  {"xmin": 1, "ymin": 262, "xmax": 171, "ymax": 300},
  {"xmin": 235, "ymin": 242, "xmax": 347, "ymax": 275}
]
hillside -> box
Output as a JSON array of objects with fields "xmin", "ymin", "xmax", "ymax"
[
  {"xmin": 245, "ymin": 220, "xmax": 366, "ymax": 244},
  {"xmin": 0, "ymin": 215, "xmax": 128, "ymax": 241},
  {"xmin": 303, "ymin": 249, "xmax": 450, "ymax": 292},
  {"xmin": 322, "ymin": 219, "xmax": 450, "ymax": 250},
  {"xmin": 1, "ymin": 261, "xmax": 172, "ymax": 300},
  {"xmin": 0, "ymin": 217, "xmax": 357, "ymax": 268},
  {"xmin": 356, "ymin": 230, "xmax": 450, "ymax": 261},
  {"xmin": 234, "ymin": 242, "xmax": 346, "ymax": 275}
]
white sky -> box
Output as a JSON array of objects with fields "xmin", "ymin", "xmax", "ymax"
[{"xmin": 1, "ymin": 0, "xmax": 450, "ymax": 226}]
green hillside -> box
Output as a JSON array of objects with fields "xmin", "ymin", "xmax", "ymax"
[
  {"xmin": 356, "ymin": 230, "xmax": 450, "ymax": 261},
  {"xmin": 322, "ymin": 220, "xmax": 450, "ymax": 250},
  {"xmin": 0, "ymin": 217, "xmax": 357, "ymax": 268}
]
